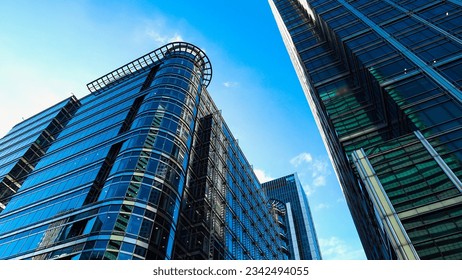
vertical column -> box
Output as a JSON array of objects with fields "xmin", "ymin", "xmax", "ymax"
[{"xmin": 351, "ymin": 148, "xmax": 419, "ymax": 260}]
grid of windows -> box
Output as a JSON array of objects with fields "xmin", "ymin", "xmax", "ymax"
[
  {"xmin": 270, "ymin": 0, "xmax": 462, "ymax": 259},
  {"xmin": 173, "ymin": 94, "xmax": 286, "ymax": 260},
  {"xmin": 0, "ymin": 97, "xmax": 80, "ymax": 213}
]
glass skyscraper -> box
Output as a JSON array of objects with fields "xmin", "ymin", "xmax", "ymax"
[
  {"xmin": 269, "ymin": 0, "xmax": 462, "ymax": 259},
  {"xmin": 0, "ymin": 42, "xmax": 287, "ymax": 260},
  {"xmin": 263, "ymin": 173, "xmax": 322, "ymax": 260}
]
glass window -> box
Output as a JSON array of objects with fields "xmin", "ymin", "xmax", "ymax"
[
  {"xmin": 437, "ymin": 60, "xmax": 462, "ymax": 88},
  {"xmin": 383, "ymin": 17, "xmax": 420, "ymax": 36},
  {"xmin": 369, "ymin": 55, "xmax": 414, "ymax": 82},
  {"xmin": 344, "ymin": 31, "xmax": 381, "ymax": 52},
  {"xmin": 369, "ymin": 7, "xmax": 402, "ymax": 25},
  {"xmin": 357, "ymin": 42, "xmax": 396, "ymax": 66}
]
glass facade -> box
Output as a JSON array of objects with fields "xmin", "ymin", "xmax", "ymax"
[
  {"xmin": 263, "ymin": 173, "xmax": 322, "ymax": 260},
  {"xmin": 0, "ymin": 42, "xmax": 286, "ymax": 260},
  {"xmin": 270, "ymin": 0, "xmax": 462, "ymax": 259}
]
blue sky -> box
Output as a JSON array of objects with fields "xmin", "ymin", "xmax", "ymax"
[{"xmin": 0, "ymin": 0, "xmax": 366, "ymax": 260}]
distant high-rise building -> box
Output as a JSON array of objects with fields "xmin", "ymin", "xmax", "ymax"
[
  {"xmin": 0, "ymin": 42, "xmax": 287, "ymax": 260},
  {"xmin": 270, "ymin": 0, "xmax": 462, "ymax": 259},
  {"xmin": 263, "ymin": 173, "xmax": 322, "ymax": 260}
]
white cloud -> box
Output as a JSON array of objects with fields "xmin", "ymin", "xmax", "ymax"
[
  {"xmin": 313, "ymin": 175, "xmax": 326, "ymax": 187},
  {"xmin": 138, "ymin": 17, "xmax": 185, "ymax": 47},
  {"xmin": 319, "ymin": 236, "xmax": 366, "ymax": 260},
  {"xmin": 290, "ymin": 152, "xmax": 313, "ymax": 167},
  {"xmin": 223, "ymin": 81, "xmax": 239, "ymax": 88},
  {"xmin": 311, "ymin": 159, "xmax": 329, "ymax": 178},
  {"xmin": 290, "ymin": 152, "xmax": 331, "ymax": 191},
  {"xmin": 302, "ymin": 184, "xmax": 314, "ymax": 197},
  {"xmin": 253, "ymin": 168, "xmax": 274, "ymax": 183},
  {"xmin": 315, "ymin": 203, "xmax": 331, "ymax": 211},
  {"xmin": 146, "ymin": 29, "xmax": 183, "ymax": 45}
]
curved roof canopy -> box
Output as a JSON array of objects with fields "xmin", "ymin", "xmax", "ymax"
[{"xmin": 87, "ymin": 41, "xmax": 212, "ymax": 93}]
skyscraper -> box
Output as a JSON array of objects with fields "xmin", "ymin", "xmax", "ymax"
[
  {"xmin": 263, "ymin": 173, "xmax": 322, "ymax": 260},
  {"xmin": 0, "ymin": 42, "xmax": 287, "ymax": 260},
  {"xmin": 269, "ymin": 0, "xmax": 462, "ymax": 259}
]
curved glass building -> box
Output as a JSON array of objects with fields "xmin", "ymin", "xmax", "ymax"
[
  {"xmin": 269, "ymin": 0, "xmax": 462, "ymax": 259},
  {"xmin": 0, "ymin": 42, "xmax": 287, "ymax": 260}
]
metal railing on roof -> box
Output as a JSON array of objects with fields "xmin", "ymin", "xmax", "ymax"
[{"xmin": 86, "ymin": 41, "xmax": 212, "ymax": 94}]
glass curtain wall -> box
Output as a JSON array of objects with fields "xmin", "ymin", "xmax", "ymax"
[{"xmin": 269, "ymin": 0, "xmax": 462, "ymax": 259}]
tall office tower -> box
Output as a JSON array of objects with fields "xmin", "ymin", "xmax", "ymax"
[
  {"xmin": 263, "ymin": 173, "xmax": 322, "ymax": 260},
  {"xmin": 0, "ymin": 42, "xmax": 286, "ymax": 260},
  {"xmin": 269, "ymin": 0, "xmax": 462, "ymax": 259}
]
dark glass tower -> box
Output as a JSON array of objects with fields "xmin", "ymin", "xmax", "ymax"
[
  {"xmin": 269, "ymin": 0, "xmax": 462, "ymax": 259},
  {"xmin": 263, "ymin": 173, "xmax": 322, "ymax": 260},
  {"xmin": 0, "ymin": 42, "xmax": 286, "ymax": 260}
]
